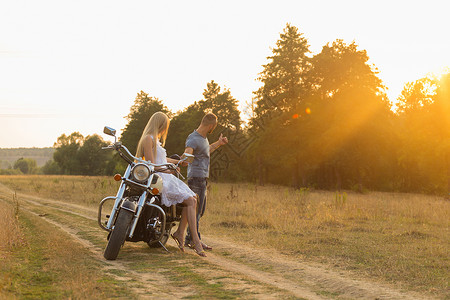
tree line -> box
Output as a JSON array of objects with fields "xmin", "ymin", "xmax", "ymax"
[{"xmin": 39, "ymin": 24, "xmax": 448, "ymax": 195}]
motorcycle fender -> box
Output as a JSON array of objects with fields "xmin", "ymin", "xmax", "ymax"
[{"xmin": 120, "ymin": 200, "xmax": 136, "ymax": 214}]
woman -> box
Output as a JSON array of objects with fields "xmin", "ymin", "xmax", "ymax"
[{"xmin": 136, "ymin": 111, "xmax": 206, "ymax": 257}]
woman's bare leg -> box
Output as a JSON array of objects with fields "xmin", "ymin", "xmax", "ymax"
[
  {"xmin": 185, "ymin": 197, "xmax": 204, "ymax": 255},
  {"xmin": 173, "ymin": 207, "xmax": 188, "ymax": 239},
  {"xmin": 173, "ymin": 197, "xmax": 198, "ymax": 242},
  {"xmin": 173, "ymin": 196, "xmax": 204, "ymax": 255}
]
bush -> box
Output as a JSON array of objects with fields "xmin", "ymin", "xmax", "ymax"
[
  {"xmin": 0, "ymin": 168, "xmax": 23, "ymax": 175},
  {"xmin": 41, "ymin": 160, "xmax": 62, "ymax": 175}
]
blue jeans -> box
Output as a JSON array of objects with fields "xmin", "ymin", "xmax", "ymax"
[{"xmin": 185, "ymin": 177, "xmax": 207, "ymax": 245}]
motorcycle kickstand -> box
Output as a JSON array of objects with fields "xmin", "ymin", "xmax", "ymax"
[{"xmin": 159, "ymin": 241, "xmax": 169, "ymax": 253}]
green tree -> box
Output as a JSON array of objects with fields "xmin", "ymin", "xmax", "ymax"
[
  {"xmin": 396, "ymin": 77, "xmax": 436, "ymax": 114},
  {"xmin": 165, "ymin": 81, "xmax": 242, "ymax": 162},
  {"xmin": 248, "ymin": 24, "xmax": 311, "ymax": 186},
  {"xmin": 199, "ymin": 80, "xmax": 241, "ymax": 129},
  {"xmin": 395, "ymin": 73, "xmax": 450, "ymax": 194},
  {"xmin": 433, "ymin": 73, "xmax": 450, "ymax": 195},
  {"xmin": 13, "ymin": 157, "xmax": 37, "ymax": 174},
  {"xmin": 52, "ymin": 132, "xmax": 114, "ymax": 175},
  {"xmin": 253, "ymin": 24, "xmax": 310, "ymax": 125},
  {"xmin": 199, "ymin": 81, "xmax": 243, "ymax": 180},
  {"xmin": 164, "ymin": 80, "xmax": 242, "ymax": 180},
  {"xmin": 41, "ymin": 159, "xmax": 62, "ymax": 175},
  {"xmin": 78, "ymin": 134, "xmax": 114, "ymax": 175},
  {"xmin": 120, "ymin": 91, "xmax": 171, "ymax": 155},
  {"xmin": 249, "ymin": 33, "xmax": 392, "ymax": 190},
  {"xmin": 303, "ymin": 39, "xmax": 391, "ymax": 190},
  {"xmin": 165, "ymin": 102, "xmax": 204, "ymax": 156},
  {"xmin": 53, "ymin": 132, "xmax": 84, "ymax": 174}
]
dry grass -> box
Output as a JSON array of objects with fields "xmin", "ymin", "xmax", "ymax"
[
  {"xmin": 0, "ymin": 201, "xmax": 133, "ymax": 299},
  {"xmin": 204, "ymin": 184, "xmax": 449, "ymax": 232},
  {"xmin": 0, "ymin": 175, "xmax": 120, "ymax": 207},
  {"xmin": 0, "ymin": 175, "xmax": 448, "ymax": 296},
  {"xmin": 202, "ymin": 183, "xmax": 450, "ymax": 296},
  {"xmin": 0, "ymin": 176, "xmax": 132, "ymax": 298},
  {"xmin": 0, "ymin": 194, "xmax": 26, "ymax": 257}
]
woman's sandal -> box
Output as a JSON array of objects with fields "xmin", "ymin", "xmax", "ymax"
[
  {"xmin": 170, "ymin": 234, "xmax": 185, "ymax": 252},
  {"xmin": 193, "ymin": 244, "xmax": 207, "ymax": 257}
]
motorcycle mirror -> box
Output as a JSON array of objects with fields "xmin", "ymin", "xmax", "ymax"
[
  {"xmin": 103, "ymin": 126, "xmax": 116, "ymax": 137},
  {"xmin": 180, "ymin": 153, "xmax": 195, "ymax": 164}
]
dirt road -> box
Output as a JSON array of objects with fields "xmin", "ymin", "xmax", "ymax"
[{"xmin": 0, "ymin": 184, "xmax": 435, "ymax": 299}]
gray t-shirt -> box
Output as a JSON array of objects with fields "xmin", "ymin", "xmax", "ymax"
[{"xmin": 186, "ymin": 130, "xmax": 210, "ymax": 178}]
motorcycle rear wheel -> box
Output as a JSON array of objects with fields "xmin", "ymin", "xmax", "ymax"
[{"xmin": 103, "ymin": 209, "xmax": 133, "ymax": 260}]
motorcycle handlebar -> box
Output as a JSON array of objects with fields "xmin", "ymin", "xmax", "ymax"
[{"xmin": 104, "ymin": 142, "xmax": 181, "ymax": 172}]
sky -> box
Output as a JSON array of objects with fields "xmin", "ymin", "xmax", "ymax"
[{"xmin": 1, "ymin": 0, "xmax": 449, "ymax": 148}]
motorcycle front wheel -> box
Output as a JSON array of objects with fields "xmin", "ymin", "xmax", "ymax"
[{"xmin": 103, "ymin": 209, "xmax": 133, "ymax": 260}]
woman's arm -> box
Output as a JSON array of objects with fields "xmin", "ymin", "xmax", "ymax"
[
  {"xmin": 166, "ymin": 157, "xmax": 178, "ymax": 164},
  {"xmin": 166, "ymin": 157, "xmax": 181, "ymax": 174},
  {"xmin": 167, "ymin": 157, "xmax": 188, "ymax": 167},
  {"xmin": 142, "ymin": 135, "xmax": 155, "ymax": 163}
]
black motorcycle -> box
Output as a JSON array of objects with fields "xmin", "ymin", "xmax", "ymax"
[{"xmin": 98, "ymin": 126, "xmax": 193, "ymax": 260}]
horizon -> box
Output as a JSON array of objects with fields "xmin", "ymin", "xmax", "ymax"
[{"xmin": 1, "ymin": 0, "xmax": 449, "ymax": 148}]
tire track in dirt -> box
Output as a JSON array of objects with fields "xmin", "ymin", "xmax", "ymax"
[
  {"xmin": 15, "ymin": 195, "xmax": 317, "ymax": 298},
  {"xmin": 0, "ymin": 183, "xmax": 436, "ymax": 299},
  {"xmin": 1, "ymin": 185, "xmax": 299, "ymax": 299},
  {"xmin": 201, "ymin": 252, "xmax": 321, "ymax": 299},
  {"xmin": 0, "ymin": 196, "xmax": 190, "ymax": 299},
  {"xmin": 201, "ymin": 236, "xmax": 433, "ymax": 300}
]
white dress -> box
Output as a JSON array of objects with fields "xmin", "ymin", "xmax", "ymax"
[{"xmin": 151, "ymin": 136, "xmax": 195, "ymax": 207}]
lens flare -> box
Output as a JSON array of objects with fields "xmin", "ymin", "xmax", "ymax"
[
  {"xmin": 305, "ymin": 108, "xmax": 311, "ymax": 114},
  {"xmin": 292, "ymin": 113, "xmax": 299, "ymax": 119}
]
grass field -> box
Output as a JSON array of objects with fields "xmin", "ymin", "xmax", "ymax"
[
  {"xmin": 0, "ymin": 201, "xmax": 133, "ymax": 298},
  {"xmin": 0, "ymin": 175, "xmax": 448, "ymax": 298},
  {"xmin": 204, "ymin": 184, "xmax": 449, "ymax": 295}
]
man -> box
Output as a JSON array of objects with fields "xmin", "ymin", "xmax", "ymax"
[{"xmin": 184, "ymin": 112, "xmax": 228, "ymax": 250}]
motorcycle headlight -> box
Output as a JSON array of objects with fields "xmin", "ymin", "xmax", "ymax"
[{"xmin": 131, "ymin": 164, "xmax": 151, "ymax": 183}]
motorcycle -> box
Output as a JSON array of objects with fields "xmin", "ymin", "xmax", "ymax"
[{"xmin": 97, "ymin": 126, "xmax": 194, "ymax": 260}]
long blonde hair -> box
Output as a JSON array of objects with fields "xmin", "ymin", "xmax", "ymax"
[{"xmin": 136, "ymin": 111, "xmax": 170, "ymax": 159}]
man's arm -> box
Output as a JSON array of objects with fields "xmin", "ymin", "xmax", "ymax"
[
  {"xmin": 178, "ymin": 147, "xmax": 194, "ymax": 167},
  {"xmin": 210, "ymin": 133, "xmax": 228, "ymax": 154},
  {"xmin": 209, "ymin": 140, "xmax": 221, "ymax": 153}
]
